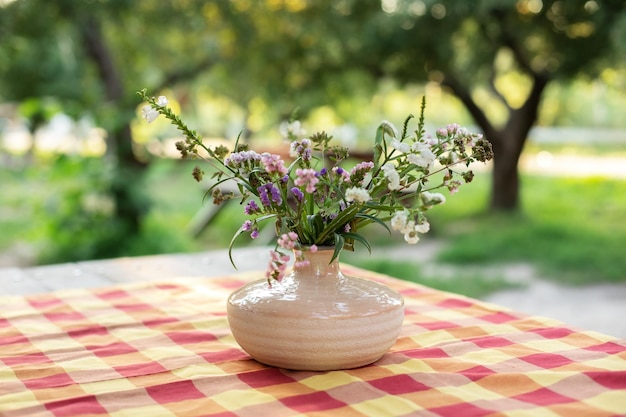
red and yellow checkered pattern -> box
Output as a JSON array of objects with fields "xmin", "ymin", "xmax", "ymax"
[{"xmin": 1, "ymin": 265, "xmax": 625, "ymax": 416}]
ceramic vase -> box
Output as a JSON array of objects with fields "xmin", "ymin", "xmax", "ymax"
[{"xmin": 227, "ymin": 247, "xmax": 404, "ymax": 371}]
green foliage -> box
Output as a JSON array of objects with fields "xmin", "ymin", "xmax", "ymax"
[
  {"xmin": 1, "ymin": 0, "xmax": 626, "ymax": 267},
  {"xmin": 20, "ymin": 156, "xmax": 197, "ymax": 264},
  {"xmin": 0, "ymin": 167, "xmax": 41, "ymax": 250},
  {"xmin": 30, "ymin": 156, "xmax": 123, "ymax": 263}
]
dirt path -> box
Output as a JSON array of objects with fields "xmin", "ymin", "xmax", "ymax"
[
  {"xmin": 0, "ymin": 242, "xmax": 36, "ymax": 268},
  {"xmin": 373, "ymin": 240, "xmax": 626, "ymax": 339}
]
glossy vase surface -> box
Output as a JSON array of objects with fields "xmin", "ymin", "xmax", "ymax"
[{"xmin": 227, "ymin": 248, "xmax": 404, "ymax": 371}]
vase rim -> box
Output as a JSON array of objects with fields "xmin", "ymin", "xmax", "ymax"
[{"xmin": 300, "ymin": 245, "xmax": 336, "ymax": 251}]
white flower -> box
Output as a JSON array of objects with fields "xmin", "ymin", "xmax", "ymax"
[
  {"xmin": 403, "ymin": 220, "xmax": 430, "ymax": 244},
  {"xmin": 391, "ymin": 209, "xmax": 409, "ymax": 232},
  {"xmin": 279, "ymin": 120, "xmax": 305, "ymax": 140},
  {"xmin": 404, "ymin": 232, "xmax": 419, "ymax": 244},
  {"xmin": 156, "ymin": 96, "xmax": 169, "ymax": 106},
  {"xmin": 422, "ymin": 133, "xmax": 437, "ymax": 146},
  {"xmin": 381, "ymin": 162, "xmax": 401, "ymax": 190},
  {"xmin": 345, "ymin": 187, "xmax": 371, "ymax": 203},
  {"xmin": 408, "ymin": 142, "xmax": 436, "ymax": 169},
  {"xmin": 386, "ymin": 171, "xmax": 401, "ymax": 190},
  {"xmin": 404, "ymin": 222, "xmax": 420, "ymax": 244},
  {"xmin": 391, "ymin": 139, "xmax": 410, "ymax": 154},
  {"xmin": 421, "ymin": 191, "xmax": 446, "ymax": 207},
  {"xmin": 414, "ymin": 220, "xmax": 430, "ymax": 234},
  {"xmin": 141, "ymin": 105, "xmax": 160, "ymax": 123}
]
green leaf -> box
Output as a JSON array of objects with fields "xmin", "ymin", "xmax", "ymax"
[
  {"xmin": 341, "ymin": 232, "xmax": 372, "ymax": 253},
  {"xmin": 227, "ymin": 225, "xmax": 249, "ymax": 269},
  {"xmin": 307, "ymin": 213, "xmax": 325, "ymax": 236},
  {"xmin": 233, "ymin": 130, "xmax": 245, "ymax": 152},
  {"xmin": 228, "ymin": 213, "xmax": 278, "ymax": 268},
  {"xmin": 331, "ymin": 234, "xmax": 345, "ymax": 262},
  {"xmin": 315, "ymin": 203, "xmax": 361, "ymax": 244},
  {"xmin": 373, "ymin": 126, "xmax": 384, "ymax": 171},
  {"xmin": 355, "ymin": 213, "xmax": 390, "ymax": 234}
]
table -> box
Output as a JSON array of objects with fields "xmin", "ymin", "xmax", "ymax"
[{"xmin": 1, "ymin": 249, "xmax": 625, "ymax": 416}]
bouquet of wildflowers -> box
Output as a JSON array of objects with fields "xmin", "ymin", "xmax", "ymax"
[{"xmin": 139, "ymin": 89, "xmax": 493, "ymax": 282}]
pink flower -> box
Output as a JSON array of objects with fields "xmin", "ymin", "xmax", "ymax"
[
  {"xmin": 266, "ymin": 250, "xmax": 291, "ymax": 283},
  {"xmin": 277, "ymin": 232, "xmax": 299, "ymax": 250},
  {"xmin": 294, "ymin": 168, "xmax": 319, "ymax": 193},
  {"xmin": 261, "ymin": 153, "xmax": 288, "ymax": 175},
  {"xmin": 349, "ymin": 161, "xmax": 374, "ymax": 185}
]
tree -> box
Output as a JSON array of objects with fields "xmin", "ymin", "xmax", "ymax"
[
  {"xmin": 0, "ymin": 0, "xmax": 219, "ymax": 260},
  {"xmin": 2, "ymin": 0, "xmax": 624, "ymax": 263},
  {"xmin": 379, "ymin": 0, "xmax": 625, "ymax": 210},
  {"xmin": 209, "ymin": 0, "xmax": 625, "ymax": 210}
]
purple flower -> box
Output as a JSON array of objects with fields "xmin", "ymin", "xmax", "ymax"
[
  {"xmin": 251, "ymin": 230, "xmax": 260, "ymax": 239},
  {"xmin": 244, "ymin": 200, "xmax": 260, "ymax": 215},
  {"xmin": 289, "ymin": 139, "xmax": 312, "ymax": 161},
  {"xmin": 242, "ymin": 220, "xmax": 253, "ymax": 231},
  {"xmin": 258, "ymin": 189, "xmax": 269, "ymax": 206},
  {"xmin": 225, "ymin": 150, "xmax": 261, "ymax": 169},
  {"xmin": 291, "ymin": 187, "xmax": 304, "ymax": 202},
  {"xmin": 270, "ymin": 185, "xmax": 282, "ymax": 204},
  {"xmin": 257, "ymin": 183, "xmax": 282, "ymax": 206}
]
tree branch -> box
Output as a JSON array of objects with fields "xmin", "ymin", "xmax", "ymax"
[
  {"xmin": 476, "ymin": 15, "xmax": 512, "ymax": 111},
  {"xmin": 79, "ymin": 15, "xmax": 124, "ymax": 102},
  {"xmin": 440, "ymin": 73, "xmax": 498, "ymax": 143},
  {"xmin": 488, "ymin": 67, "xmax": 512, "ymax": 111},
  {"xmin": 507, "ymin": 71, "xmax": 550, "ymax": 155},
  {"xmin": 152, "ymin": 57, "xmax": 217, "ymax": 93}
]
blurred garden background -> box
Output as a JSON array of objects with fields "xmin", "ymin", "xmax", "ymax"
[{"xmin": 1, "ymin": 1, "xmax": 625, "ymax": 333}]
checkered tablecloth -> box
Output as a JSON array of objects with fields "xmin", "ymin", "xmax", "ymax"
[{"xmin": 1, "ymin": 264, "xmax": 625, "ymax": 417}]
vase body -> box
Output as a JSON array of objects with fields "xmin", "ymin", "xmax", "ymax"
[{"xmin": 227, "ymin": 247, "xmax": 404, "ymax": 371}]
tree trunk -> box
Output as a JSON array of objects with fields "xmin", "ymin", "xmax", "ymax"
[
  {"xmin": 488, "ymin": 73, "xmax": 549, "ymax": 211},
  {"xmin": 489, "ymin": 130, "xmax": 522, "ymax": 211},
  {"xmin": 78, "ymin": 13, "xmax": 148, "ymax": 236},
  {"xmin": 442, "ymin": 72, "xmax": 549, "ymax": 212}
]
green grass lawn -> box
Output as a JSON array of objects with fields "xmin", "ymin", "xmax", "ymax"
[
  {"xmin": 338, "ymin": 172, "xmax": 626, "ymax": 297},
  {"xmin": 429, "ymin": 174, "xmax": 626, "ymax": 284},
  {"xmin": 2, "ymin": 156, "xmax": 625, "ymax": 296}
]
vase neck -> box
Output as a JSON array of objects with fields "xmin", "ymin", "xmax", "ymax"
[{"xmin": 292, "ymin": 247, "xmax": 341, "ymax": 279}]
